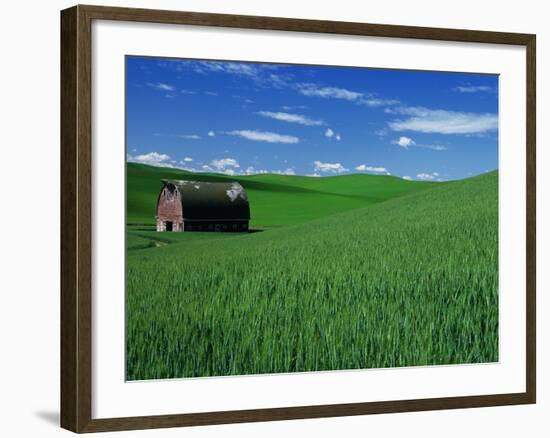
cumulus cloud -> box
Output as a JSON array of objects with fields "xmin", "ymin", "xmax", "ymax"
[
  {"xmin": 210, "ymin": 158, "xmax": 240, "ymax": 171},
  {"xmin": 323, "ymin": 128, "xmax": 341, "ymax": 141},
  {"xmin": 416, "ymin": 172, "xmax": 437, "ymax": 181},
  {"xmin": 183, "ymin": 157, "xmax": 193, "ymax": 162},
  {"xmin": 227, "ymin": 130, "xmax": 299, "ymax": 144},
  {"xmin": 208, "ymin": 131, "xmax": 215, "ymax": 137},
  {"xmin": 355, "ymin": 164, "xmax": 389, "ymax": 173},
  {"xmin": 276, "ymin": 168, "xmax": 296, "ymax": 175},
  {"xmin": 392, "ymin": 136, "xmax": 416, "ymax": 148},
  {"xmin": 391, "ymin": 136, "xmax": 447, "ymax": 151},
  {"xmin": 402, "ymin": 176, "xmax": 413, "ymax": 181},
  {"xmin": 314, "ymin": 160, "xmax": 349, "ymax": 174},
  {"xmin": 180, "ymin": 134, "xmax": 201, "ymax": 140},
  {"xmin": 244, "ymin": 166, "xmax": 268, "ymax": 175},
  {"xmin": 388, "ymin": 106, "xmax": 498, "ymax": 134},
  {"xmin": 257, "ymin": 111, "xmax": 324, "ymax": 126},
  {"xmin": 130, "ymin": 152, "xmax": 171, "ymax": 166}
]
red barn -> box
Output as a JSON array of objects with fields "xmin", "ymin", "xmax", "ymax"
[{"xmin": 156, "ymin": 180, "xmax": 250, "ymax": 232}]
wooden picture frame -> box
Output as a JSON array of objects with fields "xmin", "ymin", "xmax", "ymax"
[{"xmin": 61, "ymin": 4, "xmax": 536, "ymax": 433}]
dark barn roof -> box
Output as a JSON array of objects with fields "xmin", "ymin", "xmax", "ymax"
[{"xmin": 162, "ymin": 180, "xmax": 250, "ymax": 220}]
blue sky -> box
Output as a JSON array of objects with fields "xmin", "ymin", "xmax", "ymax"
[{"xmin": 126, "ymin": 56, "xmax": 498, "ymax": 181}]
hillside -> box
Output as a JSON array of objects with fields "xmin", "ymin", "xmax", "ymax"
[
  {"xmin": 127, "ymin": 162, "xmax": 436, "ymax": 227},
  {"xmin": 127, "ymin": 170, "xmax": 499, "ymax": 379}
]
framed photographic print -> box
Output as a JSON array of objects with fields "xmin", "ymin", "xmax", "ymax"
[{"xmin": 60, "ymin": 4, "xmax": 536, "ymax": 433}]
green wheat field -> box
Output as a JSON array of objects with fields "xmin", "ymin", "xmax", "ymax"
[{"xmin": 126, "ymin": 162, "xmax": 498, "ymax": 380}]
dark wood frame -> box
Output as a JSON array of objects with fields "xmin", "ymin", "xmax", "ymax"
[{"xmin": 61, "ymin": 4, "xmax": 536, "ymax": 433}]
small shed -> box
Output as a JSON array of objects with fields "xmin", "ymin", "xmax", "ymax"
[{"xmin": 156, "ymin": 180, "xmax": 250, "ymax": 232}]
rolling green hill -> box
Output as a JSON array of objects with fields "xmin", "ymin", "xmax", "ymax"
[
  {"xmin": 127, "ymin": 163, "xmax": 435, "ymax": 228},
  {"xmin": 126, "ymin": 170, "xmax": 498, "ymax": 380}
]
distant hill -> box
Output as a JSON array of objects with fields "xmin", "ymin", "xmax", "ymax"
[{"xmin": 127, "ymin": 162, "xmax": 436, "ymax": 227}]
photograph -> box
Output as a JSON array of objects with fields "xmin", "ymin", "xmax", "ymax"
[{"xmin": 125, "ymin": 55, "xmax": 499, "ymax": 381}]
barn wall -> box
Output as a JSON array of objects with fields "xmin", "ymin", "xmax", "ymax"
[{"xmin": 156, "ymin": 186, "xmax": 183, "ymax": 231}]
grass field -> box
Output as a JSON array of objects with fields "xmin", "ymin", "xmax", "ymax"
[{"xmin": 126, "ymin": 163, "xmax": 498, "ymax": 380}]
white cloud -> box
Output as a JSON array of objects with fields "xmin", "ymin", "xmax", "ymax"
[
  {"xmin": 421, "ymin": 144, "xmax": 448, "ymax": 151},
  {"xmin": 210, "ymin": 158, "xmax": 240, "ymax": 171},
  {"xmin": 325, "ymin": 128, "xmax": 334, "ymax": 138},
  {"xmin": 335, "ymin": 134, "xmax": 341, "ymax": 141},
  {"xmin": 307, "ymin": 173, "xmax": 322, "ymax": 177},
  {"xmin": 454, "ymin": 85, "xmax": 492, "ymax": 93},
  {"xmin": 131, "ymin": 152, "xmax": 171, "ymax": 166},
  {"xmin": 227, "ymin": 130, "xmax": 299, "ymax": 144},
  {"xmin": 180, "ymin": 61, "xmax": 289, "ymax": 88},
  {"xmin": 388, "ymin": 106, "xmax": 498, "ymax": 134},
  {"xmin": 180, "ymin": 89, "xmax": 196, "ymax": 95},
  {"xmin": 355, "ymin": 164, "xmax": 388, "ymax": 173},
  {"xmin": 204, "ymin": 91, "xmax": 218, "ymax": 96},
  {"xmin": 196, "ymin": 61, "xmax": 259, "ymax": 77},
  {"xmin": 272, "ymin": 168, "xmax": 296, "ymax": 175},
  {"xmin": 360, "ymin": 97, "xmax": 401, "ymax": 107},
  {"xmin": 416, "ymin": 172, "xmax": 437, "ymax": 181},
  {"xmin": 147, "ymin": 82, "xmax": 175, "ymax": 91},
  {"xmin": 402, "ymin": 176, "xmax": 413, "ymax": 181},
  {"xmin": 314, "ymin": 160, "xmax": 349, "ymax": 174},
  {"xmin": 392, "ymin": 136, "xmax": 416, "ymax": 148},
  {"xmin": 180, "ymin": 134, "xmax": 200, "ymax": 140},
  {"xmin": 298, "ymin": 83, "xmax": 363, "ymax": 101},
  {"xmin": 297, "ymin": 83, "xmax": 398, "ymax": 107},
  {"xmin": 257, "ymin": 111, "xmax": 324, "ymax": 126},
  {"xmin": 208, "ymin": 131, "xmax": 215, "ymax": 137},
  {"xmin": 183, "ymin": 157, "xmax": 193, "ymax": 162},
  {"xmin": 392, "ymin": 136, "xmax": 447, "ymax": 151},
  {"xmin": 244, "ymin": 166, "xmax": 268, "ymax": 175},
  {"xmin": 281, "ymin": 105, "xmax": 308, "ymax": 111}
]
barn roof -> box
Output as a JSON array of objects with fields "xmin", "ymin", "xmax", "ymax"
[{"xmin": 162, "ymin": 179, "xmax": 250, "ymax": 220}]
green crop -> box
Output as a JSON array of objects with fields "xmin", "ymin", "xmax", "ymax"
[{"xmin": 126, "ymin": 165, "xmax": 498, "ymax": 380}]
